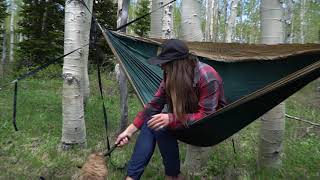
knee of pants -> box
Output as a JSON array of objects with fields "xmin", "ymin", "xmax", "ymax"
[
  {"xmin": 127, "ymin": 121, "xmax": 156, "ymax": 179},
  {"xmin": 153, "ymin": 128, "xmax": 181, "ymax": 176}
]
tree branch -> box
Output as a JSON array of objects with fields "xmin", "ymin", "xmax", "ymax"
[{"xmin": 285, "ymin": 114, "xmax": 320, "ymax": 127}]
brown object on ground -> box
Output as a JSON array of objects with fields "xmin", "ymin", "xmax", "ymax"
[{"xmin": 79, "ymin": 153, "xmax": 107, "ymax": 180}]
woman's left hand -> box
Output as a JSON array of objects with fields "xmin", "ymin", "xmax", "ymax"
[{"xmin": 148, "ymin": 113, "xmax": 170, "ymax": 131}]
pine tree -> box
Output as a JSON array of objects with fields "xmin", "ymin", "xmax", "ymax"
[
  {"xmin": 0, "ymin": 0, "xmax": 8, "ymax": 45},
  {"xmin": 89, "ymin": 0, "xmax": 117, "ymax": 70},
  {"xmin": 132, "ymin": 0, "xmax": 150, "ymax": 37},
  {"xmin": 94, "ymin": 0, "xmax": 117, "ymax": 30},
  {"xmin": 0, "ymin": 0, "xmax": 7, "ymax": 25},
  {"xmin": 16, "ymin": 0, "xmax": 64, "ymax": 69}
]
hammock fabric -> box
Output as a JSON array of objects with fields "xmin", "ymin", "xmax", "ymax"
[{"xmin": 103, "ymin": 30, "xmax": 320, "ymax": 147}]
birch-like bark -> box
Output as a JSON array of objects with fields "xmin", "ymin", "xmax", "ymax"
[
  {"xmin": 9, "ymin": 0, "xmax": 15, "ymax": 63},
  {"xmin": 80, "ymin": 0, "xmax": 93, "ymax": 103},
  {"xmin": 181, "ymin": 0, "xmax": 203, "ymax": 41},
  {"xmin": 300, "ymin": 0, "xmax": 306, "ymax": 43},
  {"xmin": 205, "ymin": 0, "xmax": 212, "ymax": 41},
  {"xmin": 258, "ymin": 0, "xmax": 285, "ymax": 169},
  {"xmin": 181, "ymin": 0, "xmax": 210, "ymax": 176},
  {"xmin": 162, "ymin": 0, "xmax": 173, "ymax": 39},
  {"xmin": 239, "ymin": 0, "xmax": 243, "ymax": 42},
  {"xmin": 222, "ymin": 0, "xmax": 228, "ymax": 41},
  {"xmin": 117, "ymin": 0, "xmax": 129, "ymax": 132},
  {"xmin": 225, "ymin": 0, "xmax": 239, "ymax": 42},
  {"xmin": 42, "ymin": 0, "xmax": 49, "ymax": 33},
  {"xmin": 61, "ymin": 0, "xmax": 87, "ymax": 147},
  {"xmin": 285, "ymin": 0, "xmax": 294, "ymax": 43},
  {"xmin": 150, "ymin": 0, "xmax": 163, "ymax": 38}
]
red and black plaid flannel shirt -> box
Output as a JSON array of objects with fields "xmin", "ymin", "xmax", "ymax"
[{"xmin": 133, "ymin": 61, "xmax": 227, "ymax": 129}]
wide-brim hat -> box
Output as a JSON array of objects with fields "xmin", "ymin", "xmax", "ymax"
[{"xmin": 148, "ymin": 39, "xmax": 189, "ymax": 65}]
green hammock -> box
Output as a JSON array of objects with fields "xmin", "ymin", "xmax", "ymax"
[{"xmin": 103, "ymin": 30, "xmax": 320, "ymax": 147}]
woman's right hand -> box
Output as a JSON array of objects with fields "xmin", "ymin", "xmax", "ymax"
[
  {"xmin": 116, "ymin": 131, "xmax": 131, "ymax": 147},
  {"xmin": 115, "ymin": 123, "xmax": 138, "ymax": 147}
]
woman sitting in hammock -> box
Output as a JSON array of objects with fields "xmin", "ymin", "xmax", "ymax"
[{"xmin": 116, "ymin": 39, "xmax": 227, "ymax": 180}]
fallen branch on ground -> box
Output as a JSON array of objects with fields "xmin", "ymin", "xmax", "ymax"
[{"xmin": 285, "ymin": 114, "xmax": 320, "ymax": 127}]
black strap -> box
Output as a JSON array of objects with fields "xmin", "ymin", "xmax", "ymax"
[
  {"xmin": 0, "ymin": 45, "xmax": 88, "ymax": 90},
  {"xmin": 13, "ymin": 81, "xmax": 18, "ymax": 131},
  {"xmin": 90, "ymin": 17, "xmax": 111, "ymax": 152},
  {"xmin": 79, "ymin": 0, "xmax": 177, "ymax": 32},
  {"xmin": 104, "ymin": 143, "xmax": 118, "ymax": 157},
  {"xmin": 98, "ymin": 62, "xmax": 127, "ymax": 171},
  {"xmin": 231, "ymin": 138, "xmax": 237, "ymax": 169},
  {"xmin": 97, "ymin": 64, "xmax": 111, "ymax": 151},
  {"xmin": 3, "ymin": 45, "xmax": 89, "ymax": 131},
  {"xmin": 114, "ymin": 0, "xmax": 176, "ymax": 31},
  {"xmin": 18, "ymin": 46, "xmax": 88, "ymax": 81}
]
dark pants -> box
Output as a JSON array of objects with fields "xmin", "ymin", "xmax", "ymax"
[{"xmin": 127, "ymin": 120, "xmax": 180, "ymax": 180}]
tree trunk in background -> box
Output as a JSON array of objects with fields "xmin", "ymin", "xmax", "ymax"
[
  {"xmin": 61, "ymin": 0, "xmax": 87, "ymax": 148},
  {"xmin": 80, "ymin": 0, "xmax": 93, "ymax": 104},
  {"xmin": 211, "ymin": 0, "xmax": 218, "ymax": 41},
  {"xmin": 162, "ymin": 0, "xmax": 173, "ymax": 39},
  {"xmin": 181, "ymin": 0, "xmax": 210, "ymax": 176},
  {"xmin": 42, "ymin": 0, "xmax": 49, "ymax": 33},
  {"xmin": 285, "ymin": 0, "xmax": 294, "ymax": 43},
  {"xmin": 238, "ymin": 0, "xmax": 243, "ymax": 42},
  {"xmin": 225, "ymin": 0, "xmax": 239, "ymax": 42},
  {"xmin": 258, "ymin": 0, "xmax": 285, "ymax": 169},
  {"xmin": 117, "ymin": 0, "xmax": 129, "ymax": 132},
  {"xmin": 1, "ymin": 24, "xmax": 6, "ymax": 78},
  {"xmin": 150, "ymin": 0, "xmax": 162, "ymax": 38},
  {"xmin": 222, "ymin": 0, "xmax": 228, "ymax": 41},
  {"xmin": 205, "ymin": 0, "xmax": 213, "ymax": 41},
  {"xmin": 9, "ymin": 0, "xmax": 15, "ymax": 63},
  {"xmin": 300, "ymin": 0, "xmax": 306, "ymax": 44},
  {"xmin": 181, "ymin": 0, "xmax": 203, "ymax": 41}
]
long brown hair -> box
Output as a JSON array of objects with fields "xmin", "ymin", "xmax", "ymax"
[{"xmin": 163, "ymin": 57, "xmax": 199, "ymax": 122}]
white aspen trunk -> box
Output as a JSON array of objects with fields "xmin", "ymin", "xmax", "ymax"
[
  {"xmin": 61, "ymin": 0, "xmax": 87, "ymax": 147},
  {"xmin": 117, "ymin": 0, "xmax": 129, "ymax": 132},
  {"xmin": 224, "ymin": 1, "xmax": 241, "ymax": 177},
  {"xmin": 286, "ymin": 0, "xmax": 294, "ymax": 43},
  {"xmin": 222, "ymin": 0, "xmax": 228, "ymax": 41},
  {"xmin": 9, "ymin": 0, "xmax": 15, "ymax": 63},
  {"xmin": 300, "ymin": 0, "xmax": 305, "ymax": 44},
  {"xmin": 205, "ymin": 0, "xmax": 213, "ymax": 41},
  {"xmin": 148, "ymin": 0, "xmax": 152, "ymax": 10},
  {"xmin": 212, "ymin": 0, "xmax": 218, "ymax": 41},
  {"xmin": 150, "ymin": 0, "xmax": 163, "ymax": 38},
  {"xmin": 258, "ymin": 0, "xmax": 285, "ymax": 169},
  {"xmin": 162, "ymin": 0, "xmax": 173, "ymax": 39},
  {"xmin": 181, "ymin": 0, "xmax": 204, "ymax": 41},
  {"xmin": 181, "ymin": 0, "xmax": 210, "ymax": 176},
  {"xmin": 238, "ymin": 0, "xmax": 244, "ymax": 42},
  {"xmin": 79, "ymin": 0, "xmax": 93, "ymax": 104},
  {"xmin": 19, "ymin": 33, "xmax": 23, "ymax": 42},
  {"xmin": 225, "ymin": 0, "xmax": 239, "ymax": 42}
]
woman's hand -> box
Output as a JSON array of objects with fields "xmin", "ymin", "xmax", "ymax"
[
  {"xmin": 116, "ymin": 131, "xmax": 131, "ymax": 147},
  {"xmin": 148, "ymin": 113, "xmax": 170, "ymax": 131},
  {"xmin": 115, "ymin": 124, "xmax": 138, "ymax": 147}
]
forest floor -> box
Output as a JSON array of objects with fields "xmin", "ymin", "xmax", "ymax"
[{"xmin": 0, "ymin": 73, "xmax": 319, "ymax": 180}]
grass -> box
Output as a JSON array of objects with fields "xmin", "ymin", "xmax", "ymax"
[{"xmin": 0, "ymin": 73, "xmax": 319, "ymax": 179}]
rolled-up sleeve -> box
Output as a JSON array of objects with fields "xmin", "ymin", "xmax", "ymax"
[
  {"xmin": 168, "ymin": 80, "xmax": 220, "ymax": 129},
  {"xmin": 133, "ymin": 80, "xmax": 167, "ymax": 129}
]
